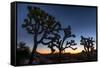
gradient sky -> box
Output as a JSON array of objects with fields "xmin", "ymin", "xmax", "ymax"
[{"xmin": 17, "ymin": 3, "xmax": 97, "ymax": 54}]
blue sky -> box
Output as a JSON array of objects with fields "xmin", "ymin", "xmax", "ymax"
[{"xmin": 17, "ymin": 3, "xmax": 97, "ymax": 53}]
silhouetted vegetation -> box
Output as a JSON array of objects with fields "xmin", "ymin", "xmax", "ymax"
[
  {"xmin": 80, "ymin": 36, "xmax": 97, "ymax": 61},
  {"xmin": 22, "ymin": 6, "xmax": 62, "ymax": 64},
  {"xmin": 18, "ymin": 6, "xmax": 97, "ymax": 65},
  {"xmin": 16, "ymin": 42, "xmax": 31, "ymax": 65},
  {"xmin": 47, "ymin": 26, "xmax": 77, "ymax": 62}
]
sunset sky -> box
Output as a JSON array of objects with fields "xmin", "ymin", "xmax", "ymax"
[{"xmin": 17, "ymin": 3, "xmax": 97, "ymax": 54}]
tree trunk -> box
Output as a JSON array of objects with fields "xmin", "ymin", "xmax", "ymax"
[
  {"xmin": 28, "ymin": 43, "xmax": 38, "ymax": 64},
  {"xmin": 29, "ymin": 32, "xmax": 38, "ymax": 64},
  {"xmin": 58, "ymin": 49, "xmax": 62, "ymax": 63},
  {"xmin": 28, "ymin": 20, "xmax": 39, "ymax": 64}
]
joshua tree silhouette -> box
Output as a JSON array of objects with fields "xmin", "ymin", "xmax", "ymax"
[
  {"xmin": 80, "ymin": 36, "xmax": 95, "ymax": 60},
  {"xmin": 47, "ymin": 26, "xmax": 77, "ymax": 62},
  {"xmin": 22, "ymin": 6, "xmax": 62, "ymax": 64}
]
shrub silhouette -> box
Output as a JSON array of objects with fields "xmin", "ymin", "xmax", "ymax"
[{"xmin": 16, "ymin": 42, "xmax": 31, "ymax": 65}]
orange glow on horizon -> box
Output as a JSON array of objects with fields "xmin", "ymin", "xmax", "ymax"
[
  {"xmin": 36, "ymin": 48, "xmax": 51, "ymax": 54},
  {"xmin": 36, "ymin": 46, "xmax": 84, "ymax": 54},
  {"xmin": 65, "ymin": 48, "xmax": 82, "ymax": 54}
]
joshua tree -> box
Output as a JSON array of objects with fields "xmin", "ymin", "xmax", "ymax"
[
  {"xmin": 22, "ymin": 6, "xmax": 61, "ymax": 64},
  {"xmin": 47, "ymin": 26, "xmax": 77, "ymax": 62},
  {"xmin": 80, "ymin": 36, "xmax": 95, "ymax": 60}
]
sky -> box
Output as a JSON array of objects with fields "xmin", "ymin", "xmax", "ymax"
[{"xmin": 17, "ymin": 3, "xmax": 97, "ymax": 54}]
